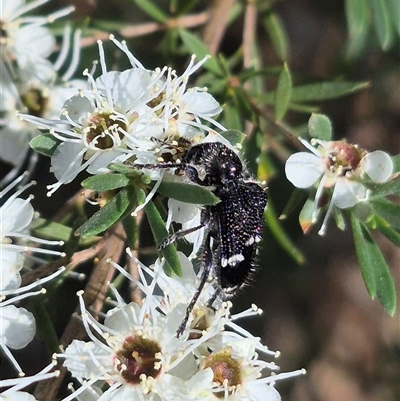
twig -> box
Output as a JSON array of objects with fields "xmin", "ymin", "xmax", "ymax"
[
  {"xmin": 79, "ymin": 12, "xmax": 209, "ymax": 48},
  {"xmin": 33, "ymin": 224, "xmax": 126, "ymax": 401},
  {"xmin": 202, "ymin": 0, "xmax": 237, "ymax": 55}
]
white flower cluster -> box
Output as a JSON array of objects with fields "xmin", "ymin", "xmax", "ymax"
[
  {"xmin": 58, "ymin": 250, "xmax": 304, "ymax": 401},
  {"xmin": 285, "ymin": 138, "xmax": 394, "ymax": 235},
  {"xmin": 21, "ymin": 35, "xmax": 225, "ymax": 196},
  {"xmin": 0, "ymin": 175, "xmax": 64, "ymax": 376},
  {"xmin": 0, "ymin": 0, "xmax": 81, "ymax": 174}
]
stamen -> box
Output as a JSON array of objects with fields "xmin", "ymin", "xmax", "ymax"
[
  {"xmin": 53, "ymin": 24, "xmax": 71, "ymax": 71},
  {"xmin": 62, "ymin": 29, "xmax": 82, "ymax": 82}
]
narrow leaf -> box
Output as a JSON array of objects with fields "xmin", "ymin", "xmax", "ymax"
[
  {"xmin": 344, "ymin": 0, "xmax": 369, "ymax": 58},
  {"xmin": 370, "ymin": 199, "xmax": 400, "ymax": 231},
  {"xmin": 290, "ymin": 81, "xmax": 369, "ymax": 102},
  {"xmin": 391, "ymin": 154, "xmax": 400, "ymax": 173},
  {"xmin": 368, "ymin": 176, "xmax": 400, "ymax": 199},
  {"xmin": 367, "ymin": 214, "xmax": 400, "ymax": 246},
  {"xmin": 263, "ymin": 11, "xmax": 290, "ymax": 61},
  {"xmin": 308, "ymin": 113, "xmax": 332, "ymax": 141},
  {"xmin": 265, "ymin": 200, "xmax": 305, "ymax": 265},
  {"xmin": 81, "ymin": 174, "xmax": 130, "ymax": 192},
  {"xmin": 274, "ymin": 63, "xmax": 292, "ymax": 121},
  {"xmin": 178, "ymin": 29, "xmax": 222, "ymax": 75},
  {"xmin": 299, "ymin": 198, "xmax": 317, "ymax": 234},
  {"xmin": 388, "ymin": 0, "xmax": 400, "ymax": 35},
  {"xmin": 132, "ymin": 0, "xmax": 168, "ymax": 23},
  {"xmin": 142, "ymin": 195, "xmax": 181, "ymax": 277},
  {"xmin": 351, "ymin": 214, "xmax": 397, "ymax": 315},
  {"xmin": 77, "ymin": 186, "xmax": 137, "ymax": 238},
  {"xmin": 345, "ymin": 0, "xmax": 369, "ymax": 33},
  {"xmin": 333, "ymin": 208, "xmax": 346, "ymax": 231},
  {"xmin": 220, "ymin": 129, "xmax": 246, "ymax": 146},
  {"xmin": 30, "ymin": 219, "xmax": 72, "ymax": 242},
  {"xmin": 29, "ymin": 134, "xmax": 59, "ymax": 157},
  {"xmin": 279, "ymin": 189, "xmax": 307, "ymax": 220},
  {"xmin": 31, "ymin": 297, "xmax": 60, "ymax": 354},
  {"xmin": 108, "ymin": 162, "xmax": 146, "ymax": 179},
  {"xmin": 368, "ymin": 0, "xmax": 394, "ymax": 50},
  {"xmin": 156, "ymin": 181, "xmax": 220, "ymax": 205}
]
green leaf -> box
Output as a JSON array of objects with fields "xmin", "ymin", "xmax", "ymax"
[
  {"xmin": 391, "ymin": 154, "xmax": 400, "ymax": 173},
  {"xmin": 368, "ymin": 176, "xmax": 400, "ymax": 198},
  {"xmin": 351, "ymin": 214, "xmax": 397, "ymax": 315},
  {"xmin": 122, "ymin": 214, "xmax": 137, "ymax": 249},
  {"xmin": 388, "ymin": 0, "xmax": 400, "ymax": 35},
  {"xmin": 132, "ymin": 0, "xmax": 168, "ymax": 23},
  {"xmin": 290, "ymin": 81, "xmax": 369, "ymax": 102},
  {"xmin": 274, "ymin": 63, "xmax": 292, "ymax": 121},
  {"xmin": 287, "ymin": 102, "xmax": 319, "ymax": 114},
  {"xmin": 367, "ymin": 214, "xmax": 400, "ymax": 246},
  {"xmin": 171, "ymin": 0, "xmax": 200, "ymax": 16},
  {"xmin": 333, "ymin": 208, "xmax": 346, "ymax": 231},
  {"xmin": 279, "ymin": 189, "xmax": 307, "ymax": 220},
  {"xmin": 368, "ymin": 0, "xmax": 394, "ymax": 50},
  {"xmin": 29, "ymin": 134, "xmax": 59, "ymax": 157},
  {"xmin": 265, "ymin": 200, "xmax": 305, "ymax": 265},
  {"xmin": 107, "ymin": 162, "xmax": 145, "ymax": 177},
  {"xmin": 257, "ymin": 151, "xmax": 277, "ymax": 182},
  {"xmin": 77, "ymin": 186, "xmax": 137, "ymax": 238},
  {"xmin": 344, "ymin": 0, "xmax": 369, "ymax": 58},
  {"xmin": 263, "ymin": 11, "xmax": 290, "ymax": 61},
  {"xmin": 178, "ymin": 29, "xmax": 222, "ymax": 75},
  {"xmin": 220, "ymin": 129, "xmax": 246, "ymax": 146},
  {"xmin": 156, "ymin": 181, "xmax": 220, "ymax": 205},
  {"xmin": 92, "ymin": 19, "xmax": 131, "ymax": 32},
  {"xmin": 81, "ymin": 174, "xmax": 130, "ymax": 192},
  {"xmin": 140, "ymin": 191, "xmax": 181, "ymax": 277},
  {"xmin": 345, "ymin": 0, "xmax": 369, "ymax": 33},
  {"xmin": 299, "ymin": 198, "xmax": 317, "ymax": 234},
  {"xmin": 370, "ymin": 199, "xmax": 400, "ymax": 231},
  {"xmin": 308, "ymin": 113, "xmax": 333, "ymax": 141},
  {"xmin": 31, "ymin": 297, "xmax": 60, "ymax": 354},
  {"xmin": 232, "ymin": 87, "xmax": 253, "ymax": 121},
  {"xmin": 30, "ymin": 218, "xmax": 99, "ymax": 248},
  {"xmin": 30, "ymin": 219, "xmax": 72, "ymax": 242}
]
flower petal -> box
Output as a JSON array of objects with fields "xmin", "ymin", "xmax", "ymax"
[
  {"xmin": 285, "ymin": 152, "xmax": 324, "ymax": 188},
  {"xmin": 50, "ymin": 142, "xmax": 84, "ymax": 182},
  {"xmin": 360, "ymin": 150, "xmax": 393, "ymax": 183},
  {"xmin": 333, "ymin": 179, "xmax": 366, "ymax": 209},
  {"xmin": 0, "ymin": 249, "xmax": 23, "ymax": 291},
  {"xmin": 62, "ymin": 95, "xmax": 93, "ymax": 124},
  {"xmin": 0, "ymin": 305, "xmax": 36, "ymax": 349},
  {"xmin": 63, "ymin": 340, "xmax": 112, "ymax": 379},
  {"xmin": 2, "ymin": 198, "xmax": 34, "ymax": 234},
  {"xmin": 181, "ymin": 91, "xmax": 222, "ymax": 117}
]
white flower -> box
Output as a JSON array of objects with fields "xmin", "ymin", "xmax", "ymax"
[
  {"xmin": 285, "ymin": 138, "xmax": 394, "ymax": 235},
  {"xmin": 1, "ymin": 76, "xmax": 83, "ymax": 167},
  {"xmin": 0, "ymin": 268, "xmax": 65, "ymax": 375},
  {"xmin": 0, "ymin": 175, "xmax": 65, "ymax": 374},
  {"xmin": 187, "ymin": 338, "xmax": 282, "ymax": 401},
  {"xmin": 22, "ymin": 40, "xmax": 167, "ymax": 195},
  {"xmin": 59, "ymin": 284, "xmax": 209, "ymax": 401},
  {"xmin": 0, "ymin": 176, "xmax": 64, "ymax": 291},
  {"xmin": 0, "ymin": 0, "xmax": 74, "ymax": 82},
  {"xmin": 153, "ymin": 56, "xmax": 224, "ymax": 139},
  {"xmin": 60, "ymin": 250, "xmax": 304, "ymax": 400},
  {"xmin": 110, "ymin": 35, "xmax": 225, "ymax": 144},
  {"xmin": 127, "ymin": 251, "xmax": 228, "ymax": 337}
]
